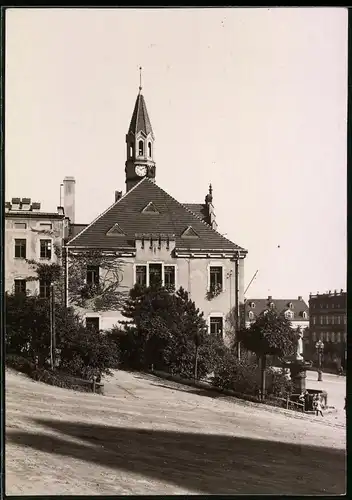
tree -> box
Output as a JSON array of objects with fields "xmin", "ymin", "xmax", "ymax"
[
  {"xmin": 238, "ymin": 310, "xmax": 296, "ymax": 399},
  {"xmin": 117, "ymin": 284, "xmax": 215, "ymax": 379}
]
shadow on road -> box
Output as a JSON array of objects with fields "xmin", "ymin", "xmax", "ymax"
[{"xmin": 7, "ymin": 417, "xmax": 346, "ymax": 495}]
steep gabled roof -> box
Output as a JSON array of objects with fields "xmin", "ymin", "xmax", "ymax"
[
  {"xmin": 128, "ymin": 93, "xmax": 154, "ymax": 138},
  {"xmin": 183, "ymin": 203, "xmax": 209, "ymax": 224},
  {"xmin": 67, "ymin": 178, "xmax": 246, "ymax": 253},
  {"xmin": 245, "ymin": 298, "xmax": 309, "ymax": 320}
]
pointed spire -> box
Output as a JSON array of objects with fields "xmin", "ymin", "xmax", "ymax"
[{"xmin": 127, "ymin": 69, "xmax": 154, "ymax": 138}]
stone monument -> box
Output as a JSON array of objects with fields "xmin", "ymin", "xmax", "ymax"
[{"xmin": 282, "ymin": 327, "xmax": 312, "ymax": 394}]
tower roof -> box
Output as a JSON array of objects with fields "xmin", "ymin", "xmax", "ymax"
[{"xmin": 128, "ymin": 93, "xmax": 154, "ymax": 138}]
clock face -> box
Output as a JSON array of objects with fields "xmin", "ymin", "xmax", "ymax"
[{"xmin": 135, "ymin": 165, "xmax": 147, "ymax": 177}]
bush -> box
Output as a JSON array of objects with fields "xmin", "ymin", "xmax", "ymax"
[
  {"xmin": 212, "ymin": 350, "xmax": 260, "ymax": 396},
  {"xmin": 6, "ymin": 354, "xmax": 36, "ymax": 375},
  {"xmin": 266, "ymin": 368, "xmax": 293, "ymax": 397},
  {"xmin": 6, "ymin": 354, "xmax": 95, "ymax": 393},
  {"xmin": 58, "ymin": 325, "xmax": 119, "ymax": 380}
]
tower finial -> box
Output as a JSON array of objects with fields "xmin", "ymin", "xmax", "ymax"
[
  {"xmin": 209, "ymin": 183, "xmax": 213, "ymax": 196},
  {"xmin": 139, "ymin": 66, "xmax": 142, "ymax": 93}
]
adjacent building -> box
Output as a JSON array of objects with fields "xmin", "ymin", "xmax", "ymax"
[
  {"xmin": 65, "ymin": 86, "xmax": 248, "ymax": 340},
  {"xmin": 242, "ymin": 296, "xmax": 309, "ymax": 331},
  {"xmin": 308, "ymin": 290, "xmax": 347, "ymax": 368},
  {"xmin": 5, "ymin": 197, "xmax": 68, "ymax": 298}
]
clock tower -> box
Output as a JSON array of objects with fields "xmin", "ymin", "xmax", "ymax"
[{"xmin": 125, "ymin": 70, "xmax": 156, "ymax": 192}]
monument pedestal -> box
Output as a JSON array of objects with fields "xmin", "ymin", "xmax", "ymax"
[{"xmin": 282, "ymin": 359, "xmax": 312, "ymax": 394}]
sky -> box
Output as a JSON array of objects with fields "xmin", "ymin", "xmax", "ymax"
[{"xmin": 5, "ymin": 8, "xmax": 347, "ymax": 302}]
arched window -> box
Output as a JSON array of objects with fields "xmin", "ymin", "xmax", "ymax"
[
  {"xmin": 302, "ymin": 311, "xmax": 307, "ymax": 319},
  {"xmin": 129, "ymin": 143, "xmax": 134, "ymax": 158},
  {"xmin": 285, "ymin": 310, "xmax": 293, "ymax": 319},
  {"xmin": 269, "ymin": 302, "xmax": 274, "ymax": 309},
  {"xmin": 148, "ymin": 142, "xmax": 152, "ymax": 157},
  {"xmin": 138, "ymin": 140, "xmax": 144, "ymax": 156},
  {"xmin": 248, "ymin": 311, "xmax": 254, "ymax": 320}
]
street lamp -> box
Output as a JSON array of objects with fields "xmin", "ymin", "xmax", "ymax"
[{"xmin": 315, "ymin": 339, "xmax": 324, "ymax": 381}]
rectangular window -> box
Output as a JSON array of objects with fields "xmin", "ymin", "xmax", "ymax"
[
  {"xmin": 343, "ymin": 316, "xmax": 346, "ymax": 325},
  {"xmin": 14, "ymin": 279, "xmax": 26, "ymax": 295},
  {"xmin": 40, "ymin": 223, "xmax": 52, "ymax": 230},
  {"xmin": 210, "ymin": 317, "xmax": 223, "ymax": 337},
  {"xmin": 86, "ymin": 317, "xmax": 100, "ymax": 332},
  {"xmin": 149, "ymin": 263, "xmax": 162, "ymax": 287},
  {"xmin": 312, "ymin": 331, "xmax": 316, "ymax": 342},
  {"xmin": 40, "ymin": 239, "xmax": 52, "ymax": 259},
  {"xmin": 337, "ymin": 332, "xmax": 341, "ymax": 343},
  {"xmin": 326, "ymin": 332, "xmax": 330, "ymax": 341},
  {"xmin": 14, "ymin": 222, "xmax": 27, "ymax": 229},
  {"xmin": 209, "ymin": 266, "xmax": 223, "ymax": 293},
  {"xmin": 39, "ymin": 280, "xmax": 51, "ymax": 299},
  {"xmin": 86, "ymin": 265, "xmax": 100, "ymax": 286},
  {"xmin": 331, "ymin": 332, "xmax": 335, "ymax": 342},
  {"xmin": 337, "ymin": 315, "xmax": 341, "ymax": 325},
  {"xmin": 312, "ymin": 316, "xmax": 316, "ymax": 325},
  {"xmin": 344, "ymin": 333, "xmax": 347, "ymax": 342},
  {"xmin": 164, "ymin": 265, "xmax": 176, "ymax": 290},
  {"xmin": 136, "ymin": 265, "xmax": 147, "ymax": 287},
  {"xmin": 14, "ymin": 239, "xmax": 26, "ymax": 258}
]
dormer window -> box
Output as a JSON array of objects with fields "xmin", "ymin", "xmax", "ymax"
[
  {"xmin": 288, "ymin": 302, "xmax": 293, "ymax": 309},
  {"xmin": 138, "ymin": 140, "xmax": 144, "ymax": 156},
  {"xmin": 250, "ymin": 302, "xmax": 255, "ymax": 308},
  {"xmin": 302, "ymin": 311, "xmax": 308, "ymax": 319},
  {"xmin": 269, "ymin": 302, "xmax": 274, "ymax": 309},
  {"xmin": 248, "ymin": 311, "xmax": 254, "ymax": 320},
  {"xmin": 285, "ymin": 310, "xmax": 293, "ymax": 319},
  {"xmin": 148, "ymin": 142, "xmax": 152, "ymax": 157}
]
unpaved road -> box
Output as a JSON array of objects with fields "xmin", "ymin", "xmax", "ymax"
[{"xmin": 6, "ymin": 368, "xmax": 346, "ymax": 495}]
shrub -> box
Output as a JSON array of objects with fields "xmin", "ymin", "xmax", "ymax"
[
  {"xmin": 212, "ymin": 350, "xmax": 260, "ymax": 396},
  {"xmin": 6, "ymin": 354, "xmax": 36, "ymax": 376},
  {"xmin": 266, "ymin": 368, "xmax": 293, "ymax": 397}
]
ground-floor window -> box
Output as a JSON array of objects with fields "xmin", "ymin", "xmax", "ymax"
[
  {"xmin": 210, "ymin": 316, "xmax": 223, "ymax": 338},
  {"xmin": 14, "ymin": 279, "xmax": 26, "ymax": 295},
  {"xmin": 86, "ymin": 317, "xmax": 100, "ymax": 332}
]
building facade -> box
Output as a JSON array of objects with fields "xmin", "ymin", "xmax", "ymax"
[
  {"xmin": 65, "ymin": 86, "xmax": 248, "ymax": 341},
  {"xmin": 242, "ymin": 296, "xmax": 309, "ymax": 331},
  {"xmin": 5, "ymin": 197, "xmax": 68, "ymax": 297},
  {"xmin": 308, "ymin": 290, "xmax": 347, "ymax": 368}
]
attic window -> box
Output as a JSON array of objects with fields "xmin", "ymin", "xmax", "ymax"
[
  {"xmin": 106, "ymin": 223, "xmax": 125, "ymax": 236},
  {"xmin": 181, "ymin": 226, "xmax": 199, "ymax": 239},
  {"xmin": 142, "ymin": 202, "xmax": 159, "ymax": 214}
]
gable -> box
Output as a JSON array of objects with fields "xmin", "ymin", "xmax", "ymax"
[
  {"xmin": 141, "ymin": 201, "xmax": 159, "ymax": 214},
  {"xmin": 106, "ymin": 223, "xmax": 125, "ymax": 236},
  {"xmin": 181, "ymin": 226, "xmax": 199, "ymax": 239},
  {"xmin": 67, "ymin": 178, "xmax": 246, "ymax": 253}
]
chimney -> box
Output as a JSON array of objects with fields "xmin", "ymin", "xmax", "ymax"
[
  {"xmin": 57, "ymin": 206, "xmax": 64, "ymax": 215},
  {"xmin": 63, "ymin": 176, "xmax": 75, "ymax": 224},
  {"xmin": 340, "ymin": 289, "xmax": 343, "ymax": 293},
  {"xmin": 31, "ymin": 202, "xmax": 41, "ymax": 211},
  {"xmin": 21, "ymin": 197, "xmax": 31, "ymax": 210},
  {"xmin": 268, "ymin": 295, "xmax": 272, "ymax": 301},
  {"xmin": 11, "ymin": 197, "xmax": 20, "ymax": 210},
  {"xmin": 115, "ymin": 190, "xmax": 122, "ymax": 202},
  {"xmin": 328, "ymin": 290, "xmax": 331, "ymax": 294},
  {"xmin": 298, "ymin": 296, "xmax": 302, "ymax": 301},
  {"xmin": 5, "ymin": 201, "xmax": 11, "ymax": 212}
]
